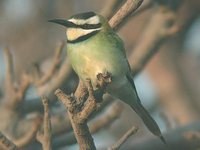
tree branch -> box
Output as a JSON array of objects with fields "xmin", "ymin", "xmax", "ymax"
[
  {"xmin": 36, "ymin": 41, "xmax": 64, "ymax": 86},
  {"xmin": 52, "ymin": 101, "xmax": 122, "ymax": 148},
  {"xmin": 108, "ymin": 126, "xmax": 138, "ymax": 150},
  {"xmin": 109, "ymin": 0, "xmax": 144, "ymax": 30},
  {"xmin": 89, "ymin": 101, "xmax": 123, "ymax": 133},
  {"xmin": 36, "ymin": 97, "xmax": 52, "ymax": 150},
  {"xmin": 121, "ymin": 121, "xmax": 200, "ymax": 150},
  {"xmin": 55, "ymin": 72, "xmax": 111, "ymax": 150},
  {"xmin": 14, "ymin": 116, "xmax": 42, "ymax": 148},
  {"xmin": 3, "ymin": 48, "xmax": 15, "ymax": 95},
  {"xmin": 0, "ymin": 132, "xmax": 18, "ymax": 150},
  {"xmin": 128, "ymin": 5, "xmax": 181, "ymax": 76}
]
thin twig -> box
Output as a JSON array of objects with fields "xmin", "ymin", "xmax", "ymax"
[
  {"xmin": 14, "ymin": 117, "xmax": 42, "ymax": 148},
  {"xmin": 3, "ymin": 48, "xmax": 15, "ymax": 93},
  {"xmin": 15, "ymin": 72, "xmax": 31, "ymax": 103},
  {"xmin": 37, "ymin": 58, "xmax": 72, "ymax": 96},
  {"xmin": 0, "ymin": 132, "xmax": 19, "ymax": 150},
  {"xmin": 108, "ymin": 126, "xmax": 138, "ymax": 150},
  {"xmin": 129, "ymin": 6, "xmax": 181, "ymax": 76},
  {"xmin": 89, "ymin": 101, "xmax": 123, "ymax": 133},
  {"xmin": 37, "ymin": 97, "xmax": 52, "ymax": 150},
  {"xmin": 3, "ymin": 48, "xmax": 31, "ymax": 108},
  {"xmin": 36, "ymin": 41, "xmax": 64, "ymax": 86},
  {"xmin": 109, "ymin": 0, "xmax": 144, "ymax": 30}
]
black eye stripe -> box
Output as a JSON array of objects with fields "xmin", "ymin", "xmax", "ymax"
[
  {"xmin": 78, "ymin": 23, "xmax": 101, "ymax": 29},
  {"xmin": 68, "ymin": 22, "xmax": 102, "ymax": 29}
]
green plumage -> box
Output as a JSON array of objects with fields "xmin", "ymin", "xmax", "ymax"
[
  {"xmin": 50, "ymin": 12, "xmax": 166, "ymax": 144},
  {"xmin": 67, "ymin": 24, "xmax": 128, "ymax": 86}
]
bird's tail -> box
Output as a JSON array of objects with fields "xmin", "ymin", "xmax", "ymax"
[
  {"xmin": 125, "ymin": 75, "xmax": 167, "ymax": 144},
  {"xmin": 131, "ymin": 102, "xmax": 166, "ymax": 144}
]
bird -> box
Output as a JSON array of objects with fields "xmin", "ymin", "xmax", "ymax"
[{"xmin": 49, "ymin": 11, "xmax": 166, "ymax": 144}]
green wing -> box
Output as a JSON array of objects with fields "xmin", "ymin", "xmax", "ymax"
[{"xmin": 110, "ymin": 31, "xmax": 141, "ymax": 102}]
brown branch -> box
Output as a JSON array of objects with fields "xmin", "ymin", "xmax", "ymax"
[
  {"xmin": 37, "ymin": 97, "xmax": 52, "ymax": 150},
  {"xmin": 3, "ymin": 48, "xmax": 15, "ymax": 93},
  {"xmin": 74, "ymin": 80, "xmax": 88, "ymax": 105},
  {"xmin": 131, "ymin": 0, "xmax": 153, "ymax": 17},
  {"xmin": 0, "ymin": 132, "xmax": 19, "ymax": 150},
  {"xmin": 15, "ymin": 72, "xmax": 31, "ymax": 104},
  {"xmin": 55, "ymin": 73, "xmax": 111, "ymax": 150},
  {"xmin": 108, "ymin": 126, "xmax": 138, "ymax": 150},
  {"xmin": 36, "ymin": 41, "xmax": 64, "ymax": 86},
  {"xmin": 77, "ymin": 79, "xmax": 98, "ymax": 123},
  {"xmin": 51, "ymin": 100, "xmax": 121, "ymax": 148},
  {"xmin": 14, "ymin": 116, "xmax": 42, "ymax": 148},
  {"xmin": 109, "ymin": 0, "xmax": 144, "ymax": 30},
  {"xmin": 37, "ymin": 58, "xmax": 72, "ymax": 96},
  {"xmin": 89, "ymin": 101, "xmax": 123, "ymax": 133},
  {"xmin": 51, "ymin": 96, "xmax": 113, "ymax": 137},
  {"xmin": 117, "ymin": 0, "xmax": 154, "ymax": 29},
  {"xmin": 2, "ymin": 48, "xmax": 31, "ymax": 108},
  {"xmin": 55, "ymin": 87, "xmax": 97, "ymax": 150},
  {"xmin": 128, "ymin": 6, "xmax": 181, "ymax": 76},
  {"xmin": 121, "ymin": 121, "xmax": 200, "ymax": 150}
]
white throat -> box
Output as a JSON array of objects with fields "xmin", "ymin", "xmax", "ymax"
[{"xmin": 66, "ymin": 27, "xmax": 101, "ymax": 42}]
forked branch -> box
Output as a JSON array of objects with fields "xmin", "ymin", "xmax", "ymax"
[{"xmin": 55, "ymin": 72, "xmax": 111, "ymax": 150}]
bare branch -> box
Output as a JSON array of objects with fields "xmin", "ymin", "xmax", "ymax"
[
  {"xmin": 0, "ymin": 132, "xmax": 19, "ymax": 150},
  {"xmin": 14, "ymin": 117, "xmax": 42, "ymax": 148},
  {"xmin": 15, "ymin": 72, "xmax": 31, "ymax": 104},
  {"xmin": 121, "ymin": 121, "xmax": 200, "ymax": 150},
  {"xmin": 54, "ymin": 89, "xmax": 75, "ymax": 112},
  {"xmin": 37, "ymin": 58, "xmax": 72, "ymax": 96},
  {"xmin": 55, "ymin": 73, "xmax": 111, "ymax": 150},
  {"xmin": 51, "ymin": 101, "xmax": 121, "ymax": 148},
  {"xmin": 89, "ymin": 101, "xmax": 123, "ymax": 133},
  {"xmin": 74, "ymin": 80, "xmax": 88, "ymax": 105},
  {"xmin": 117, "ymin": 0, "xmax": 154, "ymax": 30},
  {"xmin": 2, "ymin": 49, "xmax": 31, "ymax": 108},
  {"xmin": 37, "ymin": 97, "xmax": 52, "ymax": 150},
  {"xmin": 129, "ymin": 6, "xmax": 181, "ymax": 76},
  {"xmin": 108, "ymin": 126, "xmax": 138, "ymax": 150},
  {"xmin": 36, "ymin": 41, "xmax": 64, "ymax": 86},
  {"xmin": 131, "ymin": 0, "xmax": 153, "ymax": 17},
  {"xmin": 3, "ymin": 48, "xmax": 15, "ymax": 93},
  {"xmin": 55, "ymin": 86, "xmax": 97, "ymax": 150},
  {"xmin": 109, "ymin": 0, "xmax": 144, "ymax": 30}
]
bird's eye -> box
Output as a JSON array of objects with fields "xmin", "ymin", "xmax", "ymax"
[{"xmin": 82, "ymin": 24, "xmax": 90, "ymax": 29}]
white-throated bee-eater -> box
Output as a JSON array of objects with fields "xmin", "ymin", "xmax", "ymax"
[{"xmin": 49, "ymin": 11, "xmax": 166, "ymax": 144}]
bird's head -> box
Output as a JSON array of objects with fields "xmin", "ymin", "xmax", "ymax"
[{"xmin": 49, "ymin": 12, "xmax": 110, "ymax": 43}]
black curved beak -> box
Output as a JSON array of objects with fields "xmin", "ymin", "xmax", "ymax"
[{"xmin": 48, "ymin": 19, "xmax": 75, "ymax": 27}]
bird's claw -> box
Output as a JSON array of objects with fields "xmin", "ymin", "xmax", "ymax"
[
  {"xmin": 96, "ymin": 72, "xmax": 112, "ymax": 84},
  {"xmin": 96, "ymin": 71, "xmax": 112, "ymax": 89}
]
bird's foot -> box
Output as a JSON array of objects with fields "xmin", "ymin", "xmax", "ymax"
[{"xmin": 96, "ymin": 71, "xmax": 112, "ymax": 89}]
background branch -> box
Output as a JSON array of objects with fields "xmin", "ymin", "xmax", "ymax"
[
  {"xmin": 109, "ymin": 0, "xmax": 144, "ymax": 30},
  {"xmin": 36, "ymin": 97, "xmax": 52, "ymax": 150},
  {"xmin": 108, "ymin": 126, "xmax": 138, "ymax": 150},
  {"xmin": 0, "ymin": 132, "xmax": 19, "ymax": 150}
]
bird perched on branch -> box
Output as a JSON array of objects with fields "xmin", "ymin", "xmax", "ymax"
[{"xmin": 49, "ymin": 11, "xmax": 166, "ymax": 144}]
